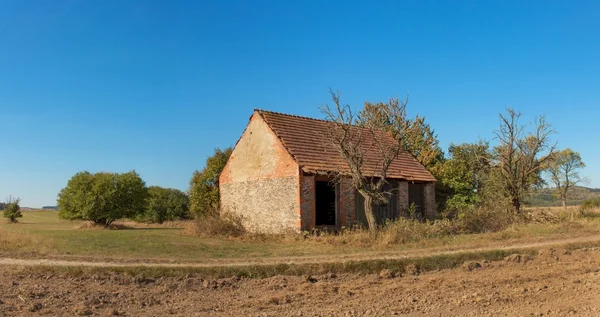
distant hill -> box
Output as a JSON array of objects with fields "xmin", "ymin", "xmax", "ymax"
[
  {"xmin": 42, "ymin": 206, "xmax": 59, "ymax": 210},
  {"xmin": 583, "ymin": 187, "xmax": 600, "ymax": 193},
  {"xmin": 528, "ymin": 186, "xmax": 600, "ymax": 207}
]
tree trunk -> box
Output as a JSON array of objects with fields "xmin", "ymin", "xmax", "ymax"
[
  {"xmin": 512, "ymin": 198, "xmax": 521, "ymax": 213},
  {"xmin": 563, "ymin": 197, "xmax": 573, "ymax": 220},
  {"xmin": 363, "ymin": 195, "xmax": 377, "ymax": 232}
]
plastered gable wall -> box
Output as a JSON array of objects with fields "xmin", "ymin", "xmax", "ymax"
[{"xmin": 220, "ymin": 113, "xmax": 301, "ymax": 233}]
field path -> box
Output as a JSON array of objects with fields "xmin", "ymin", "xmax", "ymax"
[{"xmin": 2, "ymin": 233, "xmax": 600, "ymax": 268}]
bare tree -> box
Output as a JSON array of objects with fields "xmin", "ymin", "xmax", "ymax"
[
  {"xmin": 546, "ymin": 148, "xmax": 586, "ymax": 217},
  {"xmin": 494, "ymin": 108, "xmax": 556, "ymax": 213},
  {"xmin": 321, "ymin": 90, "xmax": 411, "ymax": 231}
]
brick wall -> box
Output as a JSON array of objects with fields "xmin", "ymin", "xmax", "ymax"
[
  {"xmin": 299, "ymin": 175, "xmax": 357, "ymax": 230},
  {"xmin": 219, "ymin": 113, "xmax": 301, "ymax": 234},
  {"xmin": 424, "ymin": 182, "xmax": 436, "ymax": 219},
  {"xmin": 299, "ymin": 174, "xmax": 315, "ymax": 230},
  {"xmin": 339, "ymin": 178, "xmax": 355, "ymax": 226},
  {"xmin": 398, "ymin": 181, "xmax": 409, "ymax": 215}
]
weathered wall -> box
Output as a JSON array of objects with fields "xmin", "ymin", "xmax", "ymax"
[
  {"xmin": 339, "ymin": 178, "xmax": 355, "ymax": 226},
  {"xmin": 299, "ymin": 174, "xmax": 315, "ymax": 230},
  {"xmin": 424, "ymin": 182, "xmax": 436, "ymax": 219},
  {"xmin": 299, "ymin": 176, "xmax": 356, "ymax": 229},
  {"xmin": 398, "ymin": 181, "xmax": 409, "ymax": 215},
  {"xmin": 219, "ymin": 113, "xmax": 301, "ymax": 234}
]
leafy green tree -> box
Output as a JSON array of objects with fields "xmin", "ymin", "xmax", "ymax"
[
  {"xmin": 546, "ymin": 148, "xmax": 586, "ymax": 215},
  {"xmin": 189, "ymin": 147, "xmax": 233, "ymax": 217},
  {"xmin": 57, "ymin": 170, "xmax": 148, "ymax": 226},
  {"xmin": 439, "ymin": 141, "xmax": 492, "ymax": 214},
  {"xmin": 2, "ymin": 196, "xmax": 22, "ymax": 223},
  {"xmin": 138, "ymin": 186, "xmax": 190, "ymax": 223}
]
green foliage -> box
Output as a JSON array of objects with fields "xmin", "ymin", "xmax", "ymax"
[
  {"xmin": 137, "ymin": 186, "xmax": 190, "ymax": 224},
  {"xmin": 2, "ymin": 196, "xmax": 22, "ymax": 223},
  {"xmin": 188, "ymin": 147, "xmax": 233, "ymax": 217},
  {"xmin": 57, "ymin": 170, "xmax": 148, "ymax": 226},
  {"xmin": 438, "ymin": 141, "xmax": 492, "ymax": 214}
]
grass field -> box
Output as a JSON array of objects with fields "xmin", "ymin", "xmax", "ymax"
[{"xmin": 2, "ymin": 209, "xmax": 600, "ymax": 264}]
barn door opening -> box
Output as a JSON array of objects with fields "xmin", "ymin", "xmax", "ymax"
[
  {"xmin": 315, "ymin": 181, "xmax": 336, "ymax": 226},
  {"xmin": 408, "ymin": 183, "xmax": 424, "ymax": 218}
]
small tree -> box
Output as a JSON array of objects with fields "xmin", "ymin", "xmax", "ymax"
[
  {"xmin": 58, "ymin": 170, "xmax": 148, "ymax": 227},
  {"xmin": 439, "ymin": 141, "xmax": 492, "ymax": 215},
  {"xmin": 138, "ymin": 186, "xmax": 190, "ymax": 224},
  {"xmin": 2, "ymin": 196, "xmax": 22, "ymax": 223},
  {"xmin": 494, "ymin": 108, "xmax": 556, "ymax": 213},
  {"xmin": 188, "ymin": 147, "xmax": 232, "ymax": 217},
  {"xmin": 546, "ymin": 148, "xmax": 586, "ymax": 216},
  {"xmin": 322, "ymin": 90, "xmax": 414, "ymax": 231}
]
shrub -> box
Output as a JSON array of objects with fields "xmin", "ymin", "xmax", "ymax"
[
  {"xmin": 188, "ymin": 148, "xmax": 232, "ymax": 217},
  {"xmin": 137, "ymin": 186, "xmax": 190, "ymax": 224},
  {"xmin": 379, "ymin": 218, "xmax": 458, "ymax": 245},
  {"xmin": 581, "ymin": 197, "xmax": 600, "ymax": 213},
  {"xmin": 2, "ymin": 196, "xmax": 22, "ymax": 223},
  {"xmin": 192, "ymin": 214, "xmax": 246, "ymax": 238},
  {"xmin": 58, "ymin": 171, "xmax": 148, "ymax": 227},
  {"xmin": 457, "ymin": 205, "xmax": 515, "ymax": 234}
]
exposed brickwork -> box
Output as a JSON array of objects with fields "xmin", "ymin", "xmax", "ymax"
[
  {"xmin": 424, "ymin": 182, "xmax": 436, "ymax": 219},
  {"xmin": 397, "ymin": 181, "xmax": 409, "ymax": 214},
  {"xmin": 339, "ymin": 178, "xmax": 355, "ymax": 226},
  {"xmin": 219, "ymin": 113, "xmax": 301, "ymax": 234},
  {"xmin": 220, "ymin": 110, "xmax": 438, "ymax": 233},
  {"xmin": 299, "ymin": 174, "xmax": 315, "ymax": 230}
]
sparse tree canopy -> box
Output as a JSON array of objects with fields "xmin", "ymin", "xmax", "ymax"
[
  {"xmin": 546, "ymin": 148, "xmax": 586, "ymax": 215},
  {"xmin": 360, "ymin": 100, "xmax": 444, "ymax": 171},
  {"xmin": 494, "ymin": 108, "xmax": 556, "ymax": 212},
  {"xmin": 322, "ymin": 89, "xmax": 418, "ymax": 231},
  {"xmin": 2, "ymin": 196, "xmax": 22, "ymax": 223},
  {"xmin": 57, "ymin": 171, "xmax": 148, "ymax": 226},
  {"xmin": 138, "ymin": 186, "xmax": 190, "ymax": 224},
  {"xmin": 188, "ymin": 147, "xmax": 233, "ymax": 217}
]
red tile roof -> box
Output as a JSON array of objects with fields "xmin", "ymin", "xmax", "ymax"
[{"xmin": 256, "ymin": 109, "xmax": 436, "ymax": 182}]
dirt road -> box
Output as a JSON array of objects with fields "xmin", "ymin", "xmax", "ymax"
[
  {"xmin": 2, "ymin": 246, "xmax": 600, "ymax": 316},
  {"xmin": 2, "ymin": 233, "xmax": 600, "ymax": 268}
]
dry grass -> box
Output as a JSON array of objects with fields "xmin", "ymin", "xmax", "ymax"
[
  {"xmin": 3, "ymin": 209, "xmax": 600, "ymax": 264},
  {"xmin": 183, "ymin": 207, "xmax": 600, "ymax": 254},
  {"xmin": 0, "ymin": 229, "xmax": 53, "ymax": 255},
  {"xmin": 187, "ymin": 215, "xmax": 246, "ymax": 238}
]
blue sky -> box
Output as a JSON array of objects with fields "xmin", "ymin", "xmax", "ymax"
[{"xmin": 1, "ymin": 0, "xmax": 599, "ymax": 207}]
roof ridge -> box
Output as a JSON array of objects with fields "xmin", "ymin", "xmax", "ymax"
[{"xmin": 254, "ymin": 108, "xmax": 332, "ymax": 123}]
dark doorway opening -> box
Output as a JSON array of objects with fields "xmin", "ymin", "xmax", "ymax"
[
  {"xmin": 315, "ymin": 181, "xmax": 336, "ymax": 226},
  {"xmin": 408, "ymin": 183, "xmax": 424, "ymax": 218}
]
